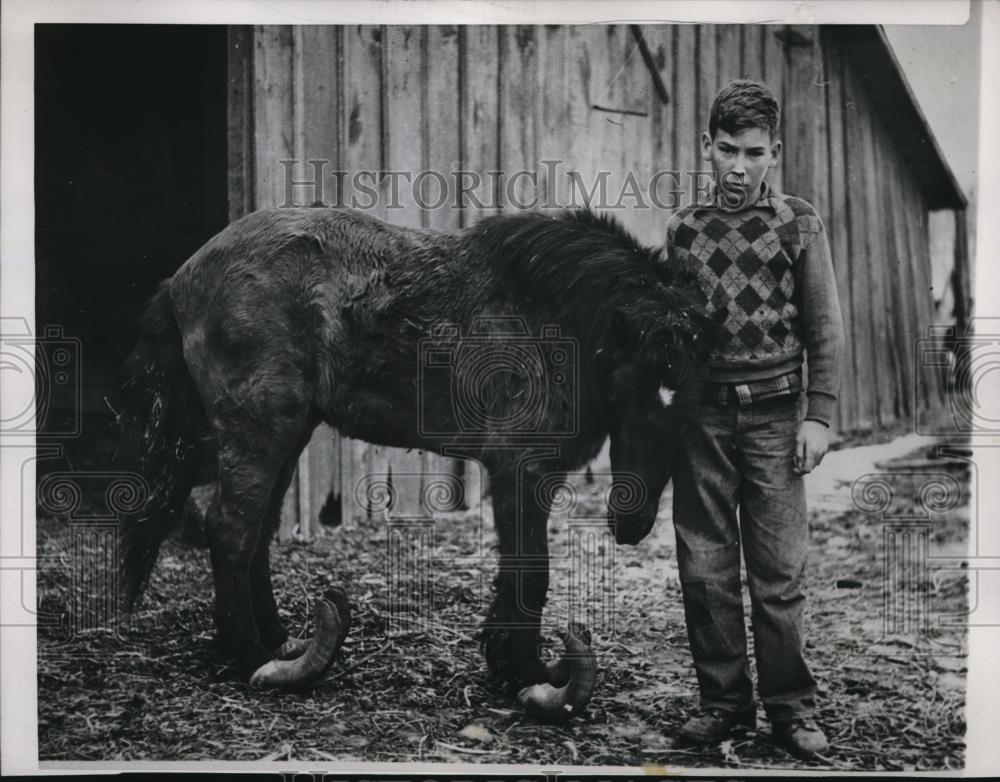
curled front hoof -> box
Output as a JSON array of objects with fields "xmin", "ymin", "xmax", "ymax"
[{"xmin": 516, "ymin": 623, "xmax": 596, "ymax": 722}]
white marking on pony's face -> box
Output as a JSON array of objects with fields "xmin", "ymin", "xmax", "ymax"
[{"xmin": 658, "ymin": 386, "xmax": 676, "ymax": 408}]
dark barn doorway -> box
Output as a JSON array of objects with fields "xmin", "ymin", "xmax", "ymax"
[{"xmin": 34, "ymin": 24, "xmax": 228, "ymax": 462}]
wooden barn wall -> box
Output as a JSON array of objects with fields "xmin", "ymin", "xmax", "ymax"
[{"xmin": 230, "ymin": 23, "xmax": 947, "ymax": 536}]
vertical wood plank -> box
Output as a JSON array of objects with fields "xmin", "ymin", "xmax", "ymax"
[
  {"xmin": 740, "ymin": 25, "xmax": 765, "ymax": 81},
  {"xmin": 903, "ymin": 181, "xmax": 943, "ymax": 408},
  {"xmin": 918, "ymin": 202, "xmax": 942, "ymax": 411},
  {"xmin": 674, "ymin": 25, "xmax": 699, "ymax": 202},
  {"xmin": 647, "ymin": 25, "xmax": 675, "ymax": 167},
  {"xmin": 762, "ymin": 26, "xmax": 785, "ymax": 193},
  {"xmin": 871, "ymin": 112, "xmax": 906, "ymax": 423},
  {"xmin": 603, "ymin": 25, "xmax": 630, "ymax": 217},
  {"xmin": 537, "ymin": 25, "xmax": 569, "ymax": 211},
  {"xmin": 716, "ymin": 24, "xmax": 741, "ymax": 87},
  {"xmin": 803, "ymin": 29, "xmax": 838, "ymax": 430},
  {"xmin": 884, "ymin": 108, "xmax": 920, "ymax": 416},
  {"xmin": 780, "ymin": 25, "xmax": 818, "ymax": 202},
  {"xmin": 573, "ymin": 25, "xmax": 607, "ymax": 211},
  {"xmin": 252, "ymin": 26, "xmax": 295, "ymax": 209},
  {"xmin": 424, "ymin": 34, "xmax": 463, "ymax": 237},
  {"xmin": 842, "ymin": 54, "xmax": 877, "ymax": 430},
  {"xmin": 948, "ymin": 206, "xmax": 971, "ymax": 408},
  {"xmin": 459, "ymin": 25, "xmax": 501, "ymax": 222},
  {"xmin": 565, "ymin": 24, "xmax": 592, "ymax": 210},
  {"xmin": 621, "ymin": 24, "xmax": 662, "ymax": 246},
  {"xmin": 697, "ymin": 25, "xmax": 718, "ymax": 131},
  {"xmin": 643, "ymin": 25, "xmax": 678, "ymax": 228},
  {"xmin": 821, "ymin": 30, "xmax": 857, "ymax": 431},
  {"xmin": 568, "ymin": 25, "xmax": 614, "ymax": 215},
  {"xmin": 858, "ymin": 70, "xmax": 900, "ymax": 427},
  {"xmin": 297, "ymin": 26, "xmax": 341, "ymax": 206},
  {"xmin": 884, "ymin": 126, "xmax": 920, "ymax": 422},
  {"xmin": 340, "ymin": 25, "xmax": 384, "ymax": 211},
  {"xmin": 499, "ymin": 26, "xmax": 540, "ymax": 210},
  {"xmin": 808, "ymin": 28, "xmax": 830, "ymax": 224},
  {"xmin": 564, "ymin": 25, "xmax": 590, "ymax": 177},
  {"xmin": 684, "ymin": 24, "xmax": 721, "ymax": 214},
  {"xmin": 920, "ymin": 199, "xmax": 943, "ymax": 405},
  {"xmin": 900, "ymin": 184, "xmax": 927, "ymax": 408},
  {"xmin": 227, "ymin": 26, "xmax": 255, "ymax": 220},
  {"xmin": 951, "ymin": 209, "xmax": 971, "ymax": 334},
  {"xmin": 384, "ymin": 26, "xmax": 425, "ymax": 225},
  {"xmin": 894, "ymin": 160, "xmax": 926, "ymax": 411}
]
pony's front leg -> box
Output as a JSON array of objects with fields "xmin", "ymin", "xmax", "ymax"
[{"xmin": 481, "ymin": 472, "xmax": 552, "ymax": 687}]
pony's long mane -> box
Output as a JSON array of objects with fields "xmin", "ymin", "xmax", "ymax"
[{"xmin": 461, "ymin": 210, "xmax": 681, "ymax": 336}]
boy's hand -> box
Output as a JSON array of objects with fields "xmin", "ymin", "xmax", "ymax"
[{"xmin": 794, "ymin": 420, "xmax": 829, "ymax": 474}]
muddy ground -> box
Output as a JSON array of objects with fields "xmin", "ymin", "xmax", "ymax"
[{"xmin": 36, "ymin": 418, "xmax": 968, "ymax": 771}]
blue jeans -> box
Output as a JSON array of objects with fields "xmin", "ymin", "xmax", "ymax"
[{"xmin": 671, "ymin": 395, "xmax": 817, "ymax": 721}]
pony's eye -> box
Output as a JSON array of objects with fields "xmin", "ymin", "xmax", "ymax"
[{"xmin": 658, "ymin": 386, "xmax": 675, "ymax": 408}]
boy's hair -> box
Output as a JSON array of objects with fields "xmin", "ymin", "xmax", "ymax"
[{"xmin": 709, "ymin": 79, "xmax": 780, "ymax": 139}]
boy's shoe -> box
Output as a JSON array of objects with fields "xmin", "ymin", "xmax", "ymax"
[
  {"xmin": 771, "ymin": 718, "xmax": 828, "ymax": 760},
  {"xmin": 678, "ymin": 706, "xmax": 756, "ymax": 744}
]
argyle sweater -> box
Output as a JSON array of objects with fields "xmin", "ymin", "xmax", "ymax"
[{"xmin": 665, "ymin": 182, "xmax": 845, "ymax": 425}]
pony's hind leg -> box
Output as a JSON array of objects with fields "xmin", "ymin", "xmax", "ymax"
[
  {"xmin": 249, "ymin": 432, "xmax": 315, "ymax": 654},
  {"xmin": 248, "ymin": 505, "xmax": 287, "ymax": 654},
  {"xmin": 205, "ymin": 408, "xmax": 312, "ymax": 679}
]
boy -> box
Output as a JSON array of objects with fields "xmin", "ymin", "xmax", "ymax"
[{"xmin": 664, "ymin": 80, "xmax": 845, "ymax": 760}]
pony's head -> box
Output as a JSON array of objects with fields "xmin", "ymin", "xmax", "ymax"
[{"xmin": 605, "ymin": 281, "xmax": 719, "ymax": 545}]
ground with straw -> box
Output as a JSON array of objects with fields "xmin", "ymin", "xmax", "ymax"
[{"xmin": 37, "ymin": 419, "xmax": 967, "ymax": 771}]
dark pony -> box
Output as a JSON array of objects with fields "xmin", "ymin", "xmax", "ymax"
[{"xmin": 117, "ymin": 207, "xmax": 714, "ymax": 719}]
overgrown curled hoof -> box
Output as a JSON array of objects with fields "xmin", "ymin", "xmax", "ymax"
[
  {"xmin": 273, "ymin": 585, "xmax": 352, "ymax": 662},
  {"xmin": 274, "ymin": 636, "xmax": 313, "ymax": 660},
  {"xmin": 516, "ymin": 623, "xmax": 596, "ymax": 722},
  {"xmin": 250, "ymin": 590, "xmax": 351, "ymax": 690},
  {"xmin": 323, "ymin": 585, "xmax": 352, "ymax": 649}
]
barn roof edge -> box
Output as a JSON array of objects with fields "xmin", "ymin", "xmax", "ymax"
[{"xmin": 841, "ymin": 25, "xmax": 967, "ymax": 211}]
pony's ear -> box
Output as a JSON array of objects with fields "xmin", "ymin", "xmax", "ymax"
[{"xmin": 611, "ymin": 308, "xmax": 643, "ymax": 349}]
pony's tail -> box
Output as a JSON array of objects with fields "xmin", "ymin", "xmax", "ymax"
[{"xmin": 116, "ymin": 281, "xmax": 207, "ymax": 612}]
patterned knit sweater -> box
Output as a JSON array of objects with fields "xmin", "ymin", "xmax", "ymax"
[{"xmin": 665, "ymin": 182, "xmax": 845, "ymax": 425}]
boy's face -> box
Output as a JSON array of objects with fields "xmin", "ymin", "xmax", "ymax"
[{"xmin": 701, "ymin": 126, "xmax": 782, "ymax": 209}]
